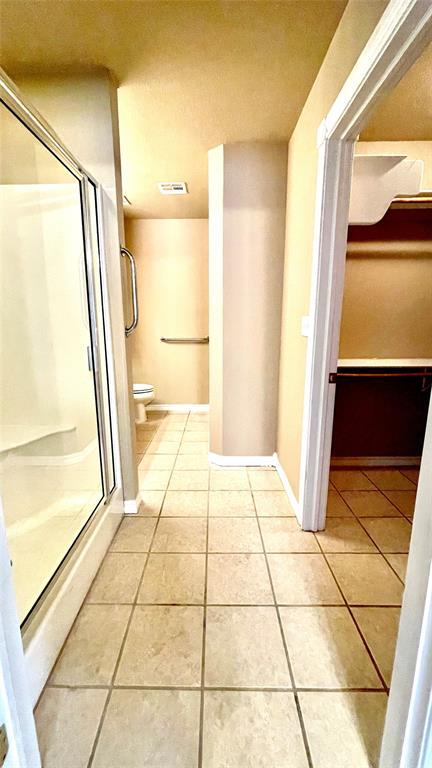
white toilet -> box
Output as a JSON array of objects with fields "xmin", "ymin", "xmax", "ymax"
[{"xmin": 133, "ymin": 383, "xmax": 155, "ymax": 424}]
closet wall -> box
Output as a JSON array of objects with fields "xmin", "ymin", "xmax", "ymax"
[{"xmin": 340, "ymin": 140, "xmax": 432, "ymax": 357}]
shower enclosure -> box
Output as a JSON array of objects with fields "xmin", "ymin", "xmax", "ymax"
[{"xmin": 0, "ymin": 78, "xmax": 117, "ymax": 627}]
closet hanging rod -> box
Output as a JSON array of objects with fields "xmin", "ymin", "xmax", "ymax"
[
  {"xmin": 330, "ymin": 371, "xmax": 432, "ymax": 382},
  {"xmin": 161, "ymin": 336, "xmax": 209, "ymax": 344}
]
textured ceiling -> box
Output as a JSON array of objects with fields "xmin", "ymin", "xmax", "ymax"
[{"xmin": 0, "ymin": 0, "xmax": 348, "ymax": 218}]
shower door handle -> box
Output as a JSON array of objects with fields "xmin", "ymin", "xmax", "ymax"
[{"xmin": 121, "ymin": 247, "xmax": 139, "ymax": 336}]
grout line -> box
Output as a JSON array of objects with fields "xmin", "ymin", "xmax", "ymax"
[
  {"xmin": 78, "ymin": 600, "xmax": 404, "ymax": 609},
  {"xmin": 248, "ymin": 473, "xmax": 314, "ymax": 768},
  {"xmin": 335, "ymin": 488, "xmax": 409, "ymax": 587},
  {"xmin": 87, "ymin": 411, "xmax": 188, "ymax": 767},
  {"xmin": 46, "ymin": 682, "xmax": 385, "ymax": 693},
  {"xmin": 312, "ymin": 532, "xmax": 390, "ymax": 695}
]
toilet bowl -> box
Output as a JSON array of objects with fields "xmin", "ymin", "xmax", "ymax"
[{"xmin": 133, "ymin": 383, "xmax": 155, "ymax": 424}]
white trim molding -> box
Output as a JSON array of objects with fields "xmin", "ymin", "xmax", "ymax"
[
  {"xmin": 273, "ymin": 454, "xmax": 301, "ymax": 522},
  {"xmin": 147, "ymin": 404, "xmax": 209, "ymax": 413},
  {"xmin": 209, "ymin": 452, "xmax": 275, "ymax": 468},
  {"xmin": 23, "ymin": 490, "xmax": 122, "ymax": 705},
  {"xmin": 300, "ymin": 0, "xmax": 432, "ymax": 533},
  {"xmin": 124, "ymin": 494, "xmax": 141, "ymax": 515}
]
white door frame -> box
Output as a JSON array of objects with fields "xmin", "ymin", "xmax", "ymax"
[
  {"xmin": 300, "ymin": 0, "xmax": 432, "ymax": 532},
  {"xmin": 0, "ymin": 501, "xmax": 41, "ymax": 767}
]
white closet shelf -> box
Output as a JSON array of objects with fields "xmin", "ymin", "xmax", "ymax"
[{"xmin": 338, "ymin": 358, "xmax": 432, "ymax": 368}]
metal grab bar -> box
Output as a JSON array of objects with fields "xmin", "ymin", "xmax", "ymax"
[
  {"xmin": 161, "ymin": 336, "xmax": 209, "ymax": 344},
  {"xmin": 121, "ymin": 247, "xmax": 139, "ymax": 336}
]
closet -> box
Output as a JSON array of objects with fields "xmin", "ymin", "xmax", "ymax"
[{"xmin": 331, "ymin": 200, "xmax": 432, "ymax": 466}]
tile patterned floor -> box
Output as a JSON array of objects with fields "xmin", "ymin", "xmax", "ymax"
[{"xmin": 35, "ymin": 412, "xmax": 416, "ymax": 768}]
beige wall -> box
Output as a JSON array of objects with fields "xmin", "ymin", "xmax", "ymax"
[
  {"xmin": 276, "ymin": 0, "xmax": 387, "ymax": 498},
  {"xmin": 209, "ymin": 142, "xmax": 287, "ymax": 457},
  {"xmin": 125, "ymin": 218, "xmax": 209, "ymax": 404}
]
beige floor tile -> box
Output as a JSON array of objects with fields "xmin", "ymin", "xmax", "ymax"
[
  {"xmin": 138, "ymin": 553, "xmax": 206, "ymax": 604},
  {"xmin": 210, "ymin": 468, "xmax": 250, "ymax": 490},
  {"xmin": 188, "ymin": 413, "xmax": 209, "ymax": 422},
  {"xmin": 361, "ymin": 518, "xmax": 412, "ymax": 553},
  {"xmin": 110, "ymin": 518, "xmax": 157, "ymax": 552},
  {"xmin": 87, "ymin": 553, "xmax": 146, "ymax": 603},
  {"xmin": 151, "ymin": 430, "xmax": 183, "ymax": 442},
  {"xmin": 147, "ymin": 411, "xmax": 168, "ymax": 421},
  {"xmin": 162, "ymin": 490, "xmax": 208, "ymax": 517},
  {"xmin": 50, "ymin": 604, "xmax": 131, "ymax": 685},
  {"xmin": 92, "ymin": 689, "xmax": 200, "ymax": 768},
  {"xmin": 169, "ymin": 470, "xmax": 209, "ymax": 490},
  {"xmin": 179, "ymin": 441, "xmax": 209, "ymax": 454},
  {"xmin": 36, "ymin": 687, "xmax": 108, "ymax": 768},
  {"xmin": 185, "ymin": 421, "xmax": 209, "ymax": 431},
  {"xmin": 248, "ymin": 469, "xmax": 284, "ymax": 491},
  {"xmin": 315, "ymin": 518, "xmax": 377, "ymax": 553},
  {"xmin": 384, "ymin": 490, "xmax": 416, "ymax": 517},
  {"xmin": 352, "ymin": 607, "xmax": 400, "ymax": 685},
  {"xmin": 385, "ymin": 553, "xmax": 408, "ymax": 582},
  {"xmin": 138, "ymin": 469, "xmax": 171, "ymax": 490},
  {"xmin": 182, "ymin": 431, "xmax": 209, "ymax": 442},
  {"xmin": 299, "ymin": 691, "xmax": 387, "ymax": 768},
  {"xmin": 136, "ymin": 422, "xmax": 159, "ymax": 433},
  {"xmin": 260, "ymin": 518, "xmax": 319, "ymax": 553},
  {"xmin": 341, "ymin": 490, "xmax": 401, "ymax": 517},
  {"xmin": 330, "ymin": 470, "xmax": 375, "ymax": 491},
  {"xmin": 207, "ymin": 554, "xmax": 273, "ymax": 604},
  {"xmin": 326, "ymin": 490, "xmax": 354, "ymax": 517},
  {"xmin": 208, "ymin": 518, "xmax": 262, "ymax": 552},
  {"xmin": 174, "ymin": 454, "xmax": 210, "ymax": 470},
  {"xmin": 209, "ymin": 490, "xmax": 255, "ymax": 517},
  {"xmin": 138, "ymin": 453, "xmax": 176, "ymax": 470},
  {"xmin": 400, "ymin": 468, "xmax": 419, "ymax": 485},
  {"xmin": 327, "ymin": 554, "xmax": 404, "ymax": 605},
  {"xmin": 146, "ymin": 441, "xmax": 180, "ymax": 455},
  {"xmin": 115, "ymin": 605, "xmax": 203, "ymax": 686},
  {"xmin": 205, "ymin": 606, "xmax": 290, "ymax": 687},
  {"xmin": 364, "ymin": 469, "xmax": 416, "ymax": 490},
  {"xmin": 280, "ymin": 607, "xmax": 381, "ymax": 689},
  {"xmin": 136, "ymin": 440, "xmax": 151, "ymax": 452},
  {"xmin": 268, "ymin": 554, "xmax": 343, "ymax": 605},
  {"xmin": 163, "ymin": 414, "xmax": 188, "ymax": 424},
  {"xmin": 202, "ymin": 691, "xmax": 308, "ymax": 768},
  {"xmin": 138, "ymin": 490, "xmax": 165, "ymax": 516},
  {"xmin": 253, "ymin": 490, "xmax": 295, "ymax": 517},
  {"xmin": 152, "ymin": 518, "xmax": 207, "ymax": 552}
]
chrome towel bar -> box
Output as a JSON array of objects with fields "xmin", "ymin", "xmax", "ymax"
[
  {"xmin": 121, "ymin": 247, "xmax": 139, "ymax": 336},
  {"xmin": 161, "ymin": 336, "xmax": 209, "ymax": 344}
]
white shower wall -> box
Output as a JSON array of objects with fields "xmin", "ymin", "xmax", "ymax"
[{"xmin": 0, "ymin": 183, "xmax": 97, "ymax": 454}]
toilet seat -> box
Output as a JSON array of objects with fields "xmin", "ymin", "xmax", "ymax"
[{"xmin": 133, "ymin": 383, "xmax": 154, "ymax": 395}]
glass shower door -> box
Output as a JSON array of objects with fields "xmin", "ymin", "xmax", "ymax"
[{"xmin": 0, "ymin": 100, "xmax": 109, "ymax": 623}]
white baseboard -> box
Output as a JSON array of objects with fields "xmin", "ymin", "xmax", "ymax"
[
  {"xmin": 124, "ymin": 494, "xmax": 141, "ymax": 514},
  {"xmin": 331, "ymin": 456, "xmax": 421, "ymax": 468},
  {"xmin": 147, "ymin": 403, "xmax": 209, "ymax": 413},
  {"xmin": 273, "ymin": 453, "xmax": 301, "ymax": 522},
  {"xmin": 209, "ymin": 452, "xmax": 275, "ymax": 467}
]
